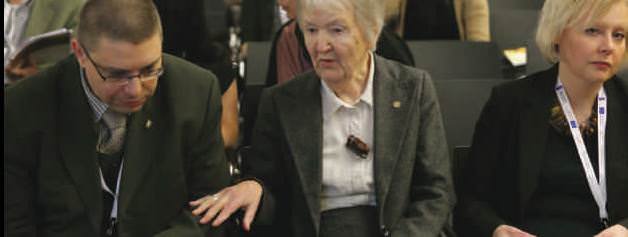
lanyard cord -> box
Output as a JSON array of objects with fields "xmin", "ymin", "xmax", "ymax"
[
  {"xmin": 99, "ymin": 161, "xmax": 123, "ymax": 220},
  {"xmin": 555, "ymin": 78, "xmax": 608, "ymax": 226}
]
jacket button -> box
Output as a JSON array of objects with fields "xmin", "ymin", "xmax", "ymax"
[{"xmin": 380, "ymin": 225, "xmax": 390, "ymax": 237}]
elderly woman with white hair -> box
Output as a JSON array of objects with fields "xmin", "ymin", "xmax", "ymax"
[
  {"xmin": 456, "ymin": 0, "xmax": 628, "ymax": 237},
  {"xmin": 189, "ymin": 0, "xmax": 455, "ymax": 236}
]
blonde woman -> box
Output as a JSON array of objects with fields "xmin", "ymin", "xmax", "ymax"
[{"xmin": 457, "ymin": 0, "xmax": 628, "ymax": 236}]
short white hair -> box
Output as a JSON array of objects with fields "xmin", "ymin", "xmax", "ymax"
[{"xmin": 296, "ymin": 0, "xmax": 385, "ymax": 50}]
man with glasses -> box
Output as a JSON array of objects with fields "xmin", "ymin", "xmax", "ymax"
[{"xmin": 4, "ymin": 0, "xmax": 230, "ymax": 236}]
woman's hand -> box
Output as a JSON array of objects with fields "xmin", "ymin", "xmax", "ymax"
[
  {"xmin": 189, "ymin": 180, "xmax": 263, "ymax": 231},
  {"xmin": 594, "ymin": 224, "xmax": 628, "ymax": 237},
  {"xmin": 492, "ymin": 224, "xmax": 536, "ymax": 237}
]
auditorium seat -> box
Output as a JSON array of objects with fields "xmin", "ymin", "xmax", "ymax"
[
  {"xmin": 491, "ymin": 9, "xmax": 552, "ymax": 78},
  {"xmin": 408, "ymin": 41, "xmax": 502, "ymax": 80},
  {"xmin": 489, "ymin": 0, "xmax": 544, "ymax": 10},
  {"xmin": 241, "ymin": 41, "xmax": 272, "ymax": 146},
  {"xmin": 433, "ymin": 79, "xmax": 506, "ymax": 155},
  {"xmin": 452, "ymin": 146, "xmax": 471, "ymax": 196}
]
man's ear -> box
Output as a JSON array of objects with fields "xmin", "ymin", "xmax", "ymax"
[{"xmin": 70, "ymin": 38, "xmax": 87, "ymax": 67}]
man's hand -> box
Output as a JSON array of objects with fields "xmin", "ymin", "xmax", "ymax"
[
  {"xmin": 190, "ymin": 180, "xmax": 263, "ymax": 231},
  {"xmin": 492, "ymin": 224, "xmax": 536, "ymax": 237},
  {"xmin": 594, "ymin": 224, "xmax": 628, "ymax": 237}
]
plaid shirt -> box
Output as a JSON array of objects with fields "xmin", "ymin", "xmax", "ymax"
[{"xmin": 80, "ymin": 68, "xmax": 108, "ymax": 122}]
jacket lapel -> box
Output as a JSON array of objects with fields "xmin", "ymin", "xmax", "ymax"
[
  {"xmin": 517, "ymin": 71, "xmax": 628, "ymax": 219},
  {"xmin": 372, "ymin": 57, "xmax": 412, "ymax": 220},
  {"xmin": 56, "ymin": 57, "xmax": 160, "ymax": 230},
  {"xmin": 517, "ymin": 67, "xmax": 557, "ymax": 215},
  {"xmin": 57, "ymin": 58, "xmax": 102, "ymax": 232},
  {"xmin": 116, "ymin": 97, "xmax": 158, "ymax": 217},
  {"xmin": 275, "ymin": 74, "xmax": 323, "ymax": 233}
]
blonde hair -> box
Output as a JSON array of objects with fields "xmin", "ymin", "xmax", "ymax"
[
  {"xmin": 536, "ymin": 0, "xmax": 628, "ymax": 63},
  {"xmin": 296, "ymin": 0, "xmax": 385, "ymax": 51},
  {"xmin": 385, "ymin": 0, "xmax": 402, "ymax": 22}
]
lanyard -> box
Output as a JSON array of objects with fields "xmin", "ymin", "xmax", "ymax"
[
  {"xmin": 99, "ymin": 161, "xmax": 123, "ymax": 219},
  {"xmin": 555, "ymin": 78, "xmax": 608, "ymax": 227}
]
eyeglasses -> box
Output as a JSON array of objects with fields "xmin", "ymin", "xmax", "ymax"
[{"xmin": 80, "ymin": 43, "xmax": 164, "ymax": 86}]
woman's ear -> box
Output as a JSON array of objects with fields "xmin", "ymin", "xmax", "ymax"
[{"xmin": 553, "ymin": 32, "xmax": 563, "ymax": 54}]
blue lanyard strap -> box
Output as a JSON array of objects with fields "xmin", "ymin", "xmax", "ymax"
[{"xmin": 555, "ymin": 78, "xmax": 608, "ymax": 224}]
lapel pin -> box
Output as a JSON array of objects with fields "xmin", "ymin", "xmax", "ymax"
[
  {"xmin": 392, "ymin": 100, "xmax": 401, "ymax": 108},
  {"xmin": 145, "ymin": 119, "xmax": 152, "ymax": 129}
]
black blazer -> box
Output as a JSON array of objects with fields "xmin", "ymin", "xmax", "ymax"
[
  {"xmin": 4, "ymin": 54, "xmax": 230, "ymax": 237},
  {"xmin": 455, "ymin": 66, "xmax": 628, "ymax": 236}
]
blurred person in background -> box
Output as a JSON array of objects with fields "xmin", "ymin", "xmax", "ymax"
[
  {"xmin": 4, "ymin": 0, "xmax": 84, "ymax": 83},
  {"xmin": 388, "ymin": 0, "xmax": 490, "ymax": 41}
]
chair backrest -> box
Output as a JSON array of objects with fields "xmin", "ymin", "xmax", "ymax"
[
  {"xmin": 491, "ymin": 9, "xmax": 552, "ymax": 77},
  {"xmin": 408, "ymin": 40, "xmax": 502, "ymax": 80},
  {"xmin": 203, "ymin": 0, "xmax": 229, "ymax": 39},
  {"xmin": 452, "ymin": 145, "xmax": 472, "ymax": 237},
  {"xmin": 489, "ymin": 0, "xmax": 544, "ymax": 10},
  {"xmin": 433, "ymin": 79, "xmax": 506, "ymax": 154},
  {"xmin": 491, "ymin": 9, "xmax": 539, "ymax": 50},
  {"xmin": 244, "ymin": 41, "xmax": 272, "ymax": 86},
  {"xmin": 452, "ymin": 146, "xmax": 471, "ymax": 195},
  {"xmin": 241, "ymin": 41, "xmax": 272, "ymax": 146}
]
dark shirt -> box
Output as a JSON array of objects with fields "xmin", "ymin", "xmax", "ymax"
[
  {"xmin": 523, "ymin": 125, "xmax": 602, "ymax": 236},
  {"xmin": 403, "ymin": 0, "xmax": 459, "ymax": 40},
  {"xmin": 98, "ymin": 150, "xmax": 123, "ymax": 237},
  {"xmin": 240, "ymin": 0, "xmax": 277, "ymax": 42}
]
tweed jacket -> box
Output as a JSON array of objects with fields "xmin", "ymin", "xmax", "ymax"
[{"xmin": 245, "ymin": 55, "xmax": 455, "ymax": 237}]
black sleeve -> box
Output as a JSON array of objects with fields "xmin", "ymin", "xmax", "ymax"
[
  {"xmin": 455, "ymin": 87, "xmax": 512, "ymax": 236},
  {"xmin": 375, "ymin": 28, "xmax": 415, "ymax": 67},
  {"xmin": 4, "ymin": 89, "xmax": 39, "ymax": 237},
  {"xmin": 241, "ymin": 89, "xmax": 290, "ymax": 237}
]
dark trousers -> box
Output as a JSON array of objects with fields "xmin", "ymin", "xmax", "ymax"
[{"xmin": 319, "ymin": 206, "xmax": 383, "ymax": 237}]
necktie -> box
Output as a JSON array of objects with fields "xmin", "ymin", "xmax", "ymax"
[{"xmin": 98, "ymin": 110, "xmax": 127, "ymax": 154}]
